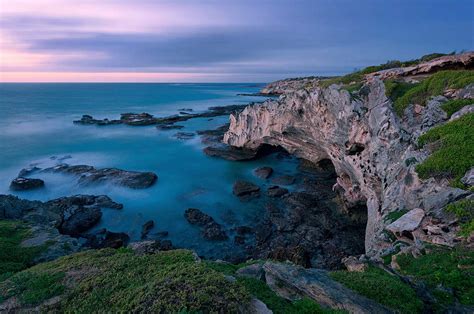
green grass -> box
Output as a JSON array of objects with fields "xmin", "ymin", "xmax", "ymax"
[
  {"xmin": 0, "ymin": 249, "xmax": 250, "ymax": 311},
  {"xmin": 416, "ymin": 113, "xmax": 474, "ymax": 184},
  {"xmin": 384, "ymin": 209, "xmax": 409, "ymax": 223},
  {"xmin": 330, "ymin": 266, "xmax": 423, "ymax": 313},
  {"xmin": 440, "ymin": 99, "xmax": 473, "ymax": 118},
  {"xmin": 238, "ymin": 277, "xmax": 342, "ymax": 314},
  {"xmin": 397, "ymin": 247, "xmax": 474, "ymax": 306},
  {"xmin": 393, "ymin": 70, "xmax": 474, "ymax": 115},
  {"xmin": 445, "ymin": 199, "xmax": 474, "ymax": 237},
  {"xmin": 0, "ymin": 220, "xmax": 47, "ymax": 280},
  {"xmin": 203, "ymin": 259, "xmax": 263, "ymax": 275}
]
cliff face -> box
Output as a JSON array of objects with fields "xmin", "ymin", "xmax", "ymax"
[{"xmin": 224, "ymin": 78, "xmax": 468, "ymax": 256}]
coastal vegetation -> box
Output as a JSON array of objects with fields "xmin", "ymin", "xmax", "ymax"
[
  {"xmin": 416, "ymin": 113, "xmax": 474, "ymax": 186},
  {"xmin": 445, "ymin": 199, "xmax": 474, "ymax": 236}
]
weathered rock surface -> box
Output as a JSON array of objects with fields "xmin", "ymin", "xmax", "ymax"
[
  {"xmin": 266, "ymin": 186, "xmax": 288, "ymax": 198},
  {"xmin": 263, "ymin": 262, "xmax": 391, "ymax": 313},
  {"xmin": 84, "ymin": 228, "xmax": 129, "ymax": 249},
  {"xmin": 461, "ymin": 168, "xmax": 474, "ymax": 186},
  {"xmin": 450, "ymin": 105, "xmax": 474, "ymax": 121},
  {"xmin": 271, "ymin": 175, "xmax": 295, "ymax": 186},
  {"xmin": 43, "ymin": 164, "xmax": 157, "ymax": 189},
  {"xmin": 233, "ymin": 180, "xmax": 261, "ymax": 199},
  {"xmin": 254, "ymin": 166, "xmax": 273, "ymax": 179},
  {"xmin": 128, "ymin": 240, "xmax": 174, "ymax": 255},
  {"xmin": 203, "ymin": 145, "xmax": 258, "ymax": 161},
  {"xmin": 184, "ymin": 208, "xmax": 228, "ymax": 241},
  {"xmin": 9, "ymin": 177, "xmax": 45, "ymax": 191},
  {"xmin": 224, "ymin": 74, "xmax": 469, "ymax": 256},
  {"xmin": 386, "ymin": 208, "xmax": 425, "ymax": 234}
]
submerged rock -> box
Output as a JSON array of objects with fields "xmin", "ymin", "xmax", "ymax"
[
  {"xmin": 43, "ymin": 164, "xmax": 157, "ymax": 189},
  {"xmin": 254, "ymin": 166, "xmax": 273, "ymax": 179},
  {"xmin": 174, "ymin": 132, "xmax": 195, "ymax": 140},
  {"xmin": 141, "ymin": 220, "xmax": 155, "ymax": 239},
  {"xmin": 9, "ymin": 177, "xmax": 44, "ymax": 191},
  {"xmin": 184, "ymin": 208, "xmax": 228, "ymax": 241},
  {"xmin": 156, "ymin": 124, "xmax": 184, "ymax": 130},
  {"xmin": 266, "ymin": 185, "xmax": 288, "ymax": 197},
  {"xmin": 271, "ymin": 175, "xmax": 295, "ymax": 186},
  {"xmin": 233, "ymin": 180, "xmax": 260, "ymax": 200}
]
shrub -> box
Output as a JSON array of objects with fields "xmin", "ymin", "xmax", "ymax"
[
  {"xmin": 396, "ymin": 247, "xmax": 474, "ymax": 305},
  {"xmin": 445, "ymin": 199, "xmax": 474, "ymax": 236},
  {"xmin": 330, "ymin": 266, "xmax": 423, "ymax": 313},
  {"xmin": 416, "ymin": 113, "xmax": 474, "ymax": 184}
]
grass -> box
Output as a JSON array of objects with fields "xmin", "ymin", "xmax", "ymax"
[
  {"xmin": 440, "ymin": 99, "xmax": 473, "ymax": 118},
  {"xmin": 415, "ymin": 113, "xmax": 474, "ymax": 184},
  {"xmin": 397, "ymin": 247, "xmax": 474, "ymax": 306},
  {"xmin": 392, "ymin": 70, "xmax": 474, "ymax": 115},
  {"xmin": 238, "ymin": 277, "xmax": 342, "ymax": 314},
  {"xmin": 384, "ymin": 209, "xmax": 409, "ymax": 223},
  {"xmin": 0, "ymin": 220, "xmax": 47, "ymax": 281},
  {"xmin": 0, "ymin": 249, "xmax": 250, "ymax": 311},
  {"xmin": 330, "ymin": 266, "xmax": 424, "ymax": 313},
  {"xmin": 445, "ymin": 199, "xmax": 474, "ymax": 237}
]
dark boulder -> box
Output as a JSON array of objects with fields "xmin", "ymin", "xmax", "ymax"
[
  {"xmin": 141, "ymin": 220, "xmax": 154, "ymax": 239},
  {"xmin": 202, "ymin": 223, "xmax": 228, "ymax": 241},
  {"xmin": 267, "ymin": 186, "xmax": 289, "ymax": 198},
  {"xmin": 174, "ymin": 132, "xmax": 195, "ymax": 140},
  {"xmin": 254, "ymin": 166, "xmax": 273, "ymax": 179},
  {"xmin": 204, "ymin": 145, "xmax": 258, "ymax": 161},
  {"xmin": 184, "ymin": 208, "xmax": 214, "ymax": 226},
  {"xmin": 271, "ymin": 175, "xmax": 296, "ymax": 185},
  {"xmin": 85, "ymin": 228, "xmax": 129, "ymax": 249},
  {"xmin": 233, "ymin": 180, "xmax": 260, "ymax": 199},
  {"xmin": 9, "ymin": 177, "xmax": 44, "ymax": 191},
  {"xmin": 58, "ymin": 205, "xmax": 102, "ymax": 236},
  {"xmin": 184, "ymin": 208, "xmax": 228, "ymax": 241},
  {"xmin": 156, "ymin": 124, "xmax": 184, "ymax": 130},
  {"xmin": 235, "ymin": 226, "xmax": 254, "ymax": 236}
]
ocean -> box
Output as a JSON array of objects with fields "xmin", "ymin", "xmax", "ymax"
[{"xmin": 0, "ymin": 83, "xmax": 298, "ymax": 259}]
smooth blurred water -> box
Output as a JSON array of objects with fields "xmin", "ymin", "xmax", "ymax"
[{"xmin": 0, "ymin": 83, "xmax": 298, "ymax": 259}]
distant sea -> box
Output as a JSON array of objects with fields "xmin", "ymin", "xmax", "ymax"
[{"xmin": 0, "ymin": 83, "xmax": 298, "ymax": 259}]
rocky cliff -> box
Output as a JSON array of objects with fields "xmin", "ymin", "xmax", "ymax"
[{"xmin": 224, "ymin": 53, "xmax": 474, "ymax": 257}]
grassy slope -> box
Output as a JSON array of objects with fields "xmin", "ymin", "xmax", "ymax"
[
  {"xmin": 416, "ymin": 113, "xmax": 474, "ymax": 186},
  {"xmin": 0, "ymin": 220, "xmax": 47, "ymax": 281}
]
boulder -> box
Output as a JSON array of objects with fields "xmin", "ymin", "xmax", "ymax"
[
  {"xmin": 342, "ymin": 256, "xmax": 368, "ymax": 272},
  {"xmin": 386, "ymin": 208, "xmax": 425, "ymax": 234},
  {"xmin": 254, "ymin": 167, "xmax": 273, "ymax": 179},
  {"xmin": 184, "ymin": 208, "xmax": 214, "ymax": 226},
  {"xmin": 267, "ymin": 186, "xmax": 288, "ymax": 198},
  {"xmin": 233, "ymin": 180, "xmax": 260, "ymax": 199},
  {"xmin": 271, "ymin": 175, "xmax": 296, "ymax": 186},
  {"xmin": 58, "ymin": 206, "xmax": 102, "ymax": 236},
  {"xmin": 184, "ymin": 208, "xmax": 228, "ymax": 241},
  {"xmin": 9, "ymin": 177, "xmax": 44, "ymax": 191},
  {"xmin": 85, "ymin": 229, "xmax": 129, "ymax": 249},
  {"xmin": 449, "ymin": 105, "xmax": 474, "ymax": 121},
  {"xmin": 174, "ymin": 132, "xmax": 195, "ymax": 140},
  {"xmin": 141, "ymin": 220, "xmax": 154, "ymax": 239},
  {"xmin": 461, "ymin": 167, "xmax": 474, "ymax": 186},
  {"xmin": 263, "ymin": 262, "xmax": 391, "ymax": 313},
  {"xmin": 203, "ymin": 145, "xmax": 258, "ymax": 161}
]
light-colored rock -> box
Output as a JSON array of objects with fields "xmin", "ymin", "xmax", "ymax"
[
  {"xmin": 450, "ymin": 105, "xmax": 474, "ymax": 121},
  {"xmin": 386, "ymin": 208, "xmax": 425, "ymax": 234},
  {"xmin": 247, "ymin": 298, "xmax": 273, "ymax": 314},
  {"xmin": 262, "ymin": 262, "xmax": 391, "ymax": 313},
  {"xmin": 461, "ymin": 167, "xmax": 474, "ymax": 186},
  {"xmin": 236, "ymin": 263, "xmax": 265, "ymax": 280},
  {"xmin": 342, "ymin": 256, "xmax": 368, "ymax": 272}
]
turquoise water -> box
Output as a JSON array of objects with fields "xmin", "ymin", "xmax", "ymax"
[{"xmin": 0, "ymin": 83, "xmax": 298, "ymax": 259}]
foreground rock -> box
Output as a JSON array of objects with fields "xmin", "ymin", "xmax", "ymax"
[
  {"xmin": 233, "ymin": 180, "xmax": 260, "ymax": 200},
  {"xmin": 9, "ymin": 177, "xmax": 44, "ymax": 191},
  {"xmin": 263, "ymin": 262, "xmax": 391, "ymax": 313},
  {"xmin": 254, "ymin": 166, "xmax": 273, "ymax": 179},
  {"xmin": 42, "ymin": 164, "xmax": 157, "ymax": 189},
  {"xmin": 128, "ymin": 240, "xmax": 174, "ymax": 254},
  {"xmin": 85, "ymin": 228, "xmax": 129, "ymax": 248},
  {"xmin": 184, "ymin": 208, "xmax": 228, "ymax": 240}
]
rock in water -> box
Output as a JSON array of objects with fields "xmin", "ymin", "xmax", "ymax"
[
  {"xmin": 59, "ymin": 205, "xmax": 102, "ymax": 236},
  {"xmin": 9, "ymin": 177, "xmax": 45, "ymax": 191},
  {"xmin": 174, "ymin": 132, "xmax": 195, "ymax": 140},
  {"xmin": 254, "ymin": 166, "xmax": 273, "ymax": 179},
  {"xmin": 141, "ymin": 220, "xmax": 155, "ymax": 239},
  {"xmin": 271, "ymin": 175, "xmax": 295, "ymax": 185},
  {"xmin": 267, "ymin": 186, "xmax": 288, "ymax": 197},
  {"xmin": 184, "ymin": 208, "xmax": 228, "ymax": 240},
  {"xmin": 85, "ymin": 228, "xmax": 129, "ymax": 248},
  {"xmin": 43, "ymin": 164, "xmax": 157, "ymax": 189},
  {"xmin": 233, "ymin": 180, "xmax": 260, "ymax": 199}
]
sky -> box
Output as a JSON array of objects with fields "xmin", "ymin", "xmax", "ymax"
[{"xmin": 0, "ymin": 0, "xmax": 473, "ymax": 82}]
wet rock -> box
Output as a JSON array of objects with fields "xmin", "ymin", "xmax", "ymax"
[
  {"xmin": 85, "ymin": 228, "xmax": 129, "ymax": 249},
  {"xmin": 9, "ymin": 177, "xmax": 44, "ymax": 191},
  {"xmin": 461, "ymin": 167, "xmax": 474, "ymax": 186},
  {"xmin": 267, "ymin": 186, "xmax": 288, "ymax": 198},
  {"xmin": 235, "ymin": 226, "xmax": 254, "ymax": 235},
  {"xmin": 203, "ymin": 145, "xmax": 258, "ymax": 161},
  {"xmin": 233, "ymin": 180, "xmax": 260, "ymax": 199},
  {"xmin": 254, "ymin": 166, "xmax": 273, "ymax": 179},
  {"xmin": 271, "ymin": 175, "xmax": 295, "ymax": 186},
  {"xmin": 174, "ymin": 132, "xmax": 195, "ymax": 140},
  {"xmin": 120, "ymin": 112, "xmax": 157, "ymax": 126},
  {"xmin": 263, "ymin": 262, "xmax": 391, "ymax": 313},
  {"xmin": 156, "ymin": 124, "xmax": 184, "ymax": 130},
  {"xmin": 141, "ymin": 220, "xmax": 154, "ymax": 239},
  {"xmin": 18, "ymin": 166, "xmax": 41, "ymax": 177},
  {"xmin": 59, "ymin": 205, "xmax": 102, "ymax": 236},
  {"xmin": 184, "ymin": 208, "xmax": 228, "ymax": 241},
  {"xmin": 178, "ymin": 108, "xmax": 193, "ymax": 112},
  {"xmin": 43, "ymin": 164, "xmax": 157, "ymax": 189},
  {"xmin": 386, "ymin": 208, "xmax": 425, "ymax": 234}
]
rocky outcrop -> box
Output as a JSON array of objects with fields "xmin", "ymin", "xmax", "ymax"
[
  {"xmin": 9, "ymin": 177, "xmax": 45, "ymax": 191},
  {"xmin": 184, "ymin": 208, "xmax": 228, "ymax": 241},
  {"xmin": 260, "ymin": 77, "xmax": 322, "ymax": 95},
  {"xmin": 233, "ymin": 181, "xmax": 261, "ymax": 200},
  {"xmin": 262, "ymin": 262, "xmax": 391, "ymax": 313},
  {"xmin": 42, "ymin": 164, "xmax": 157, "ymax": 189},
  {"xmin": 84, "ymin": 228, "xmax": 129, "ymax": 249},
  {"xmin": 224, "ymin": 76, "xmax": 468, "ymax": 256}
]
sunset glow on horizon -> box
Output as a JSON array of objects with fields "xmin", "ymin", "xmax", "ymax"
[{"xmin": 1, "ymin": 0, "xmax": 472, "ymax": 82}]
